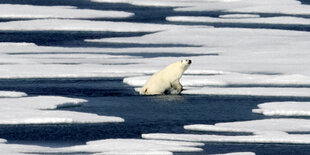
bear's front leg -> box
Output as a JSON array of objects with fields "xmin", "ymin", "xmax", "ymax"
[{"xmin": 171, "ymin": 80, "xmax": 183, "ymax": 94}]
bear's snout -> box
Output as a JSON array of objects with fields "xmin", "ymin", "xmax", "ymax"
[{"xmin": 188, "ymin": 59, "xmax": 192, "ymax": 64}]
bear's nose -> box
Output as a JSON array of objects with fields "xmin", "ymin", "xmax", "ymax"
[{"xmin": 188, "ymin": 60, "xmax": 192, "ymax": 64}]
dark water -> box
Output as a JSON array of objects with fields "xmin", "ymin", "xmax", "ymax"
[
  {"xmin": 0, "ymin": 0, "xmax": 310, "ymax": 154},
  {"xmin": 1, "ymin": 78, "xmax": 310, "ymax": 154}
]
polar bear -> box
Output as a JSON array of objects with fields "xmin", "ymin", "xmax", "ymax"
[{"xmin": 140, "ymin": 59, "xmax": 192, "ymax": 95}]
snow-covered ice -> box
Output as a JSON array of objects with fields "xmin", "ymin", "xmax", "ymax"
[
  {"xmin": 143, "ymin": 114, "xmax": 310, "ymax": 144},
  {"xmin": 59, "ymin": 139, "xmax": 204, "ymax": 154},
  {"xmin": 0, "ymin": 139, "xmax": 6, "ymax": 144},
  {"xmin": 1, "ymin": 25, "xmax": 309, "ymax": 82},
  {"xmin": 0, "ymin": 4, "xmax": 133, "ymax": 19},
  {"xmin": 125, "ymin": 73, "xmax": 310, "ymax": 97},
  {"xmin": 143, "ymin": 118, "xmax": 310, "ymax": 144},
  {"xmin": 0, "ymin": 91, "xmax": 27, "ymax": 98},
  {"xmin": 0, "ymin": 19, "xmax": 181, "ymax": 32},
  {"xmin": 183, "ymin": 87, "xmax": 310, "ymax": 97},
  {"xmin": 143, "ymin": 132, "xmax": 310, "ymax": 144},
  {"xmin": 219, "ymin": 14, "xmax": 260, "ymax": 18},
  {"xmin": 184, "ymin": 119, "xmax": 310, "ymax": 133},
  {"xmin": 167, "ymin": 16, "xmax": 310, "ymax": 25},
  {"xmin": 125, "ymin": 73, "xmax": 310, "ymax": 87},
  {"xmin": 253, "ymin": 102, "xmax": 310, "ymax": 116},
  {"xmin": 0, "ymin": 138, "xmax": 203, "ymax": 155},
  {"xmin": 214, "ymin": 152, "xmax": 256, "ymax": 155},
  {"xmin": 90, "ymin": 27, "xmax": 310, "ymax": 75},
  {"xmin": 92, "ymin": 0, "xmax": 310, "ymax": 15},
  {"xmin": 0, "ymin": 96, "xmax": 124, "ymax": 124}
]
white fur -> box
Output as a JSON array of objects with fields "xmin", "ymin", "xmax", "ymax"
[{"xmin": 140, "ymin": 59, "xmax": 191, "ymax": 95}]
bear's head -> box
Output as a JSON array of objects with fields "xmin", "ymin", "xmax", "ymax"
[{"xmin": 180, "ymin": 59, "xmax": 192, "ymax": 70}]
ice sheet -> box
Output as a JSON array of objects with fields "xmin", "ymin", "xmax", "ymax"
[
  {"xmin": 1, "ymin": 24, "xmax": 309, "ymax": 80},
  {"xmin": 0, "ymin": 4, "xmax": 133, "ymax": 19},
  {"xmin": 253, "ymin": 102, "xmax": 310, "ymax": 116},
  {"xmin": 94, "ymin": 27, "xmax": 310, "ymax": 56},
  {"xmin": 0, "ymin": 91, "xmax": 27, "ymax": 98},
  {"xmin": 0, "ymin": 96, "xmax": 124, "ymax": 124},
  {"xmin": 167, "ymin": 16, "xmax": 310, "ymax": 25}
]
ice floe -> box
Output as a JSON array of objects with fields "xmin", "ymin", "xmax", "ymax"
[
  {"xmin": 142, "ymin": 114, "xmax": 310, "ymax": 144},
  {"xmin": 143, "ymin": 118, "xmax": 310, "ymax": 144},
  {"xmin": 143, "ymin": 132, "xmax": 310, "ymax": 144},
  {"xmin": 57, "ymin": 139, "xmax": 204, "ymax": 154},
  {"xmin": 215, "ymin": 152, "xmax": 256, "ymax": 155},
  {"xmin": 219, "ymin": 14, "xmax": 260, "ymax": 18},
  {"xmin": 0, "ymin": 139, "xmax": 203, "ymax": 155},
  {"xmin": 0, "ymin": 91, "xmax": 27, "ymax": 98},
  {"xmin": 184, "ymin": 119, "xmax": 310, "ymax": 133},
  {"xmin": 91, "ymin": 0, "xmax": 193, "ymax": 7},
  {"xmin": 183, "ymin": 87, "xmax": 310, "ymax": 97},
  {"xmin": 167, "ymin": 16, "xmax": 310, "ymax": 25},
  {"xmin": 125, "ymin": 73, "xmax": 310, "ymax": 97},
  {"xmin": 174, "ymin": 0, "xmax": 310, "ymax": 15},
  {"xmin": 0, "ymin": 139, "xmax": 6, "ymax": 143},
  {"xmin": 92, "ymin": 0, "xmax": 310, "ymax": 15},
  {"xmin": 0, "ymin": 96, "xmax": 124, "ymax": 124},
  {"xmin": 0, "ymin": 4, "xmax": 133, "ymax": 19},
  {"xmin": 253, "ymin": 101, "xmax": 310, "ymax": 116},
  {"xmin": 0, "ymin": 19, "xmax": 181, "ymax": 32},
  {"xmin": 125, "ymin": 73, "xmax": 310, "ymax": 87}
]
